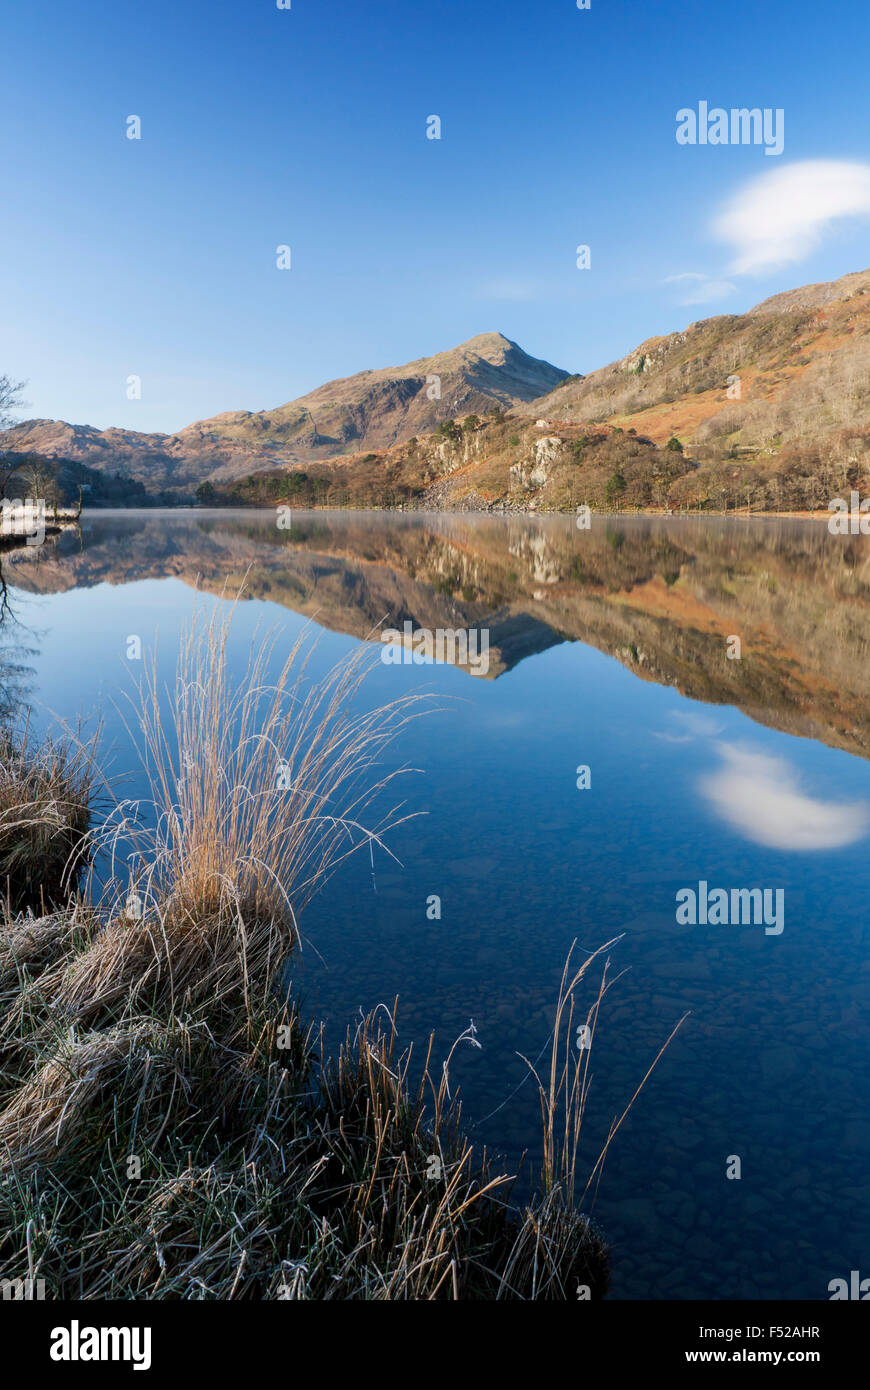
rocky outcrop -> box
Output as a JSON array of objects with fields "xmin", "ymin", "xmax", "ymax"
[{"xmin": 510, "ymin": 436, "xmax": 565, "ymax": 492}]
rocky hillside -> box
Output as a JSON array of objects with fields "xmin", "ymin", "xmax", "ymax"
[
  {"xmin": 525, "ymin": 267, "xmax": 870, "ymax": 508},
  {"xmin": 0, "ymin": 334, "xmax": 567, "ymax": 493},
  {"xmin": 208, "ymin": 412, "xmax": 696, "ymax": 513}
]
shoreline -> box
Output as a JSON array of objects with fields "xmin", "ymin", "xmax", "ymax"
[{"xmin": 72, "ymin": 502, "xmax": 839, "ymax": 522}]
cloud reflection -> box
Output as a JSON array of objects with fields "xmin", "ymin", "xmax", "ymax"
[
  {"xmin": 654, "ymin": 710, "xmax": 727, "ymax": 743},
  {"xmin": 699, "ymin": 744, "xmax": 870, "ymax": 850}
]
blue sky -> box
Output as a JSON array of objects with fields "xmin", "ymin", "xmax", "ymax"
[{"xmin": 2, "ymin": 0, "xmax": 869, "ymax": 432}]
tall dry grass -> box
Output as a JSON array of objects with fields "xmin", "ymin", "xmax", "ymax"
[
  {"xmin": 526, "ymin": 941, "xmax": 688, "ymax": 1217},
  {"xmin": 31, "ymin": 598, "xmax": 427, "ymax": 1035},
  {"xmin": 98, "ymin": 597, "xmax": 424, "ymax": 928},
  {"xmin": 0, "ymin": 723, "xmax": 93, "ymax": 911}
]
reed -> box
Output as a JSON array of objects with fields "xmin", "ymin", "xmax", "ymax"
[
  {"xmin": 98, "ymin": 595, "xmax": 423, "ymax": 928},
  {"xmin": 0, "ymin": 723, "xmax": 93, "ymax": 912}
]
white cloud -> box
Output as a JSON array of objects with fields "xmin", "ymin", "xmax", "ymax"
[
  {"xmin": 713, "ymin": 160, "xmax": 870, "ymax": 275},
  {"xmin": 699, "ymin": 744, "xmax": 870, "ymax": 850},
  {"xmin": 664, "ymin": 272, "xmax": 737, "ymax": 305}
]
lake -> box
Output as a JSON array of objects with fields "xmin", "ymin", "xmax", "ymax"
[{"xmin": 3, "ymin": 507, "xmax": 869, "ymax": 1300}]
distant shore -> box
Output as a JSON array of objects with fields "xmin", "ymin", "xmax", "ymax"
[{"xmin": 184, "ymin": 500, "xmax": 838, "ymax": 521}]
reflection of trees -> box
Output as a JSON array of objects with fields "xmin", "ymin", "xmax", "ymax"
[{"xmin": 0, "ymin": 558, "xmax": 37, "ymax": 722}]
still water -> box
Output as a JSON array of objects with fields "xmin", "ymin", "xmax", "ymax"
[{"xmin": 3, "ymin": 508, "xmax": 870, "ymax": 1300}]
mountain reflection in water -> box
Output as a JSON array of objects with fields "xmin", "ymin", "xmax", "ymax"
[{"xmin": 7, "ymin": 508, "xmax": 870, "ymax": 757}]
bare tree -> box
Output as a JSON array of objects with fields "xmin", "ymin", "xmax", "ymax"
[
  {"xmin": 0, "ymin": 375, "xmax": 27, "ymax": 433},
  {"xmin": 15, "ymin": 454, "xmax": 58, "ymax": 509},
  {"xmin": 0, "ymin": 375, "xmax": 29, "ymax": 499}
]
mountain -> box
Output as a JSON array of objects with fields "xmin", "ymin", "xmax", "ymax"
[
  {"xmin": 226, "ymin": 264, "xmax": 869, "ymax": 514},
  {"xmin": 0, "ymin": 334, "xmax": 568, "ymax": 493},
  {"xmin": 8, "ymin": 266, "xmax": 870, "ymax": 511},
  {"xmin": 524, "ymin": 267, "xmax": 870, "ymax": 508}
]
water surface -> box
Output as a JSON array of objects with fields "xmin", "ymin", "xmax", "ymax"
[{"xmin": 3, "ymin": 508, "xmax": 870, "ymax": 1300}]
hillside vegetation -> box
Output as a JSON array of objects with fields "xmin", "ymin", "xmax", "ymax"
[
  {"xmin": 529, "ymin": 267, "xmax": 870, "ymax": 511},
  {"xmin": 205, "ymin": 413, "xmax": 698, "ymax": 512}
]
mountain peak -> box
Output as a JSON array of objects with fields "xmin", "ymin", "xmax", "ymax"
[
  {"xmin": 279, "ymin": 333, "xmax": 568, "ymax": 421},
  {"xmin": 363, "ymin": 330, "xmax": 542, "ymax": 379},
  {"xmin": 457, "ymin": 330, "xmax": 517, "ymax": 354}
]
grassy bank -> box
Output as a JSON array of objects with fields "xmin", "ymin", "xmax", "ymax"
[{"xmin": 0, "ymin": 603, "xmax": 616, "ymax": 1299}]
